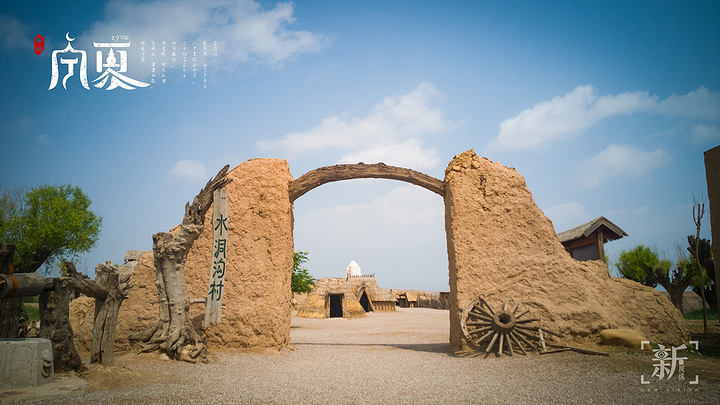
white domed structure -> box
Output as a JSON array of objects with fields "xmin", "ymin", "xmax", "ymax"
[{"xmin": 345, "ymin": 260, "xmax": 362, "ymax": 278}]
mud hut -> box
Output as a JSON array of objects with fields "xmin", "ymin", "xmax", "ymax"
[
  {"xmin": 296, "ymin": 278, "xmax": 367, "ymax": 318},
  {"xmin": 347, "ymin": 275, "xmax": 396, "ymax": 312},
  {"xmin": 395, "ymin": 291, "xmax": 418, "ymax": 308},
  {"xmin": 298, "ymin": 261, "xmax": 396, "ymax": 317}
]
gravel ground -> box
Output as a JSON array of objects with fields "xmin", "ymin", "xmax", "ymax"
[{"xmin": 20, "ymin": 308, "xmax": 720, "ymax": 404}]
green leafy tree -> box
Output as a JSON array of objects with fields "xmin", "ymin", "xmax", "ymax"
[
  {"xmin": 3, "ymin": 185, "xmax": 102, "ymax": 273},
  {"xmin": 615, "ymin": 244, "xmax": 698, "ymax": 312},
  {"xmin": 0, "ymin": 184, "xmax": 101, "ymax": 337},
  {"xmin": 615, "ymin": 245, "xmax": 661, "ymax": 287},
  {"xmin": 291, "ymin": 251, "xmax": 316, "ymax": 296}
]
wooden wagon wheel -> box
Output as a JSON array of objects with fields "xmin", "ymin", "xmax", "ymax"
[{"xmin": 460, "ymin": 297, "xmax": 542, "ymax": 356}]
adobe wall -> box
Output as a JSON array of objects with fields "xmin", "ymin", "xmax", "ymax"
[
  {"xmin": 443, "ymin": 150, "xmax": 689, "ymax": 349},
  {"xmin": 183, "ymin": 158, "xmax": 294, "ymax": 349},
  {"xmin": 72, "ymin": 152, "xmax": 689, "ymax": 353},
  {"xmin": 74, "ymin": 158, "xmax": 295, "ymax": 351}
]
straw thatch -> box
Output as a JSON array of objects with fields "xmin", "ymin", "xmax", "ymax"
[
  {"xmin": 296, "ymin": 278, "xmax": 367, "ymax": 318},
  {"xmin": 297, "ymin": 275, "xmax": 397, "ymax": 318},
  {"xmin": 347, "ymin": 275, "xmax": 396, "ymax": 312},
  {"xmin": 557, "ymin": 216, "xmax": 627, "ymax": 261},
  {"xmin": 557, "ymin": 216, "xmax": 627, "ymax": 244}
]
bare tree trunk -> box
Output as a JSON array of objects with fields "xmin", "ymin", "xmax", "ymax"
[
  {"xmin": 667, "ymin": 288, "xmax": 685, "ymax": 313},
  {"xmin": 693, "ymin": 201, "xmax": 707, "ymax": 332},
  {"xmin": 129, "ymin": 267, "xmax": 169, "ymax": 343},
  {"xmin": 39, "ymin": 278, "xmax": 84, "ymax": 373},
  {"xmin": 130, "ymin": 165, "xmax": 231, "ymax": 362},
  {"xmin": 0, "ymin": 297, "xmax": 22, "ymax": 338},
  {"xmin": 653, "ymin": 267, "xmax": 693, "ymax": 313},
  {"xmin": 0, "ymin": 245, "xmax": 20, "ymax": 339},
  {"xmin": 90, "ymin": 262, "xmax": 130, "ymax": 366},
  {"xmin": 62, "ymin": 261, "xmax": 131, "ymax": 367}
]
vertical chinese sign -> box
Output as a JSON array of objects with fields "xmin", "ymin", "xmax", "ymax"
[{"xmin": 205, "ymin": 189, "xmax": 228, "ymax": 326}]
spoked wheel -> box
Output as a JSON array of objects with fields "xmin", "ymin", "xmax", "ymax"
[{"xmin": 461, "ymin": 297, "xmax": 541, "ymax": 356}]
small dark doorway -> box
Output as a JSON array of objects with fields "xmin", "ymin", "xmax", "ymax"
[
  {"xmin": 329, "ymin": 294, "xmax": 343, "ymax": 318},
  {"xmin": 359, "ymin": 291, "xmax": 372, "ymax": 312}
]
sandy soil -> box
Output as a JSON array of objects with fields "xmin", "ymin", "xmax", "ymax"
[{"xmin": 21, "ymin": 308, "xmax": 720, "ymax": 404}]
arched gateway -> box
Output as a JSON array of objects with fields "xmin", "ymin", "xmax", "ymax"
[
  {"xmin": 287, "ymin": 162, "xmax": 444, "ymax": 201},
  {"xmin": 109, "ymin": 150, "xmax": 688, "ymax": 353}
]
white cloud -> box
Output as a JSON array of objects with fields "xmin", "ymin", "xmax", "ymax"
[
  {"xmin": 692, "ymin": 124, "xmax": 720, "ymax": 144},
  {"xmin": 577, "ymin": 144, "xmax": 669, "ymax": 189},
  {"xmin": 257, "ymin": 82, "xmax": 450, "ymax": 169},
  {"xmin": 338, "ymin": 138, "xmax": 440, "ymax": 170},
  {"xmin": 168, "ymin": 160, "xmax": 208, "ymax": 183},
  {"xmin": 544, "ymin": 201, "xmax": 589, "ymax": 233},
  {"xmin": 488, "ymin": 85, "xmax": 720, "ymax": 152},
  {"xmin": 293, "ymin": 184, "xmax": 448, "ymax": 288},
  {"xmin": 81, "ymin": 0, "xmax": 323, "ymax": 68},
  {"xmin": 657, "ymin": 86, "xmax": 720, "ymax": 121},
  {"xmin": 488, "ymin": 85, "xmax": 656, "ymax": 152},
  {"xmin": 296, "ymin": 185, "xmax": 444, "ymax": 251},
  {"xmin": 0, "ymin": 15, "xmax": 32, "ymax": 50}
]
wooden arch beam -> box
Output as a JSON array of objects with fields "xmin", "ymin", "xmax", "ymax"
[{"xmin": 288, "ymin": 163, "xmax": 444, "ymax": 202}]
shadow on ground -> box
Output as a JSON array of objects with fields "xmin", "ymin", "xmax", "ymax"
[{"xmin": 292, "ymin": 342, "xmax": 451, "ymax": 354}]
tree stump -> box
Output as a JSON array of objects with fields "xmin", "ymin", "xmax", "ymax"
[
  {"xmin": 0, "ymin": 245, "xmax": 21, "ymax": 339},
  {"xmin": 130, "ymin": 165, "xmax": 231, "ymax": 362},
  {"xmin": 90, "ymin": 262, "xmax": 130, "ymax": 366},
  {"xmin": 39, "ymin": 278, "xmax": 83, "ymax": 372}
]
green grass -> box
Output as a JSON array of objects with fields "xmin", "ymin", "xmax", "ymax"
[
  {"xmin": 23, "ymin": 295, "xmax": 39, "ymax": 303},
  {"xmin": 683, "ymin": 308, "xmax": 718, "ymax": 320},
  {"xmin": 21, "ymin": 303, "xmax": 40, "ymax": 322}
]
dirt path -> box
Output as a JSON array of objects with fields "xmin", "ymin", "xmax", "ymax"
[{"xmin": 12, "ymin": 308, "xmax": 720, "ymax": 404}]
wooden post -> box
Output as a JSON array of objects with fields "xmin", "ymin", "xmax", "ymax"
[
  {"xmin": 596, "ymin": 229, "xmax": 604, "ymax": 261},
  {"xmin": 64, "ymin": 260, "xmax": 130, "ymax": 367},
  {"xmin": 39, "ymin": 278, "xmax": 83, "ymax": 372},
  {"xmin": 205, "ymin": 189, "xmax": 228, "ymax": 327},
  {"xmin": 91, "ymin": 262, "xmax": 129, "ymax": 366},
  {"xmin": 0, "ymin": 245, "xmax": 22, "ymax": 339}
]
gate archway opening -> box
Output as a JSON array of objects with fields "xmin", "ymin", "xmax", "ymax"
[{"xmin": 289, "ymin": 163, "xmax": 450, "ymax": 322}]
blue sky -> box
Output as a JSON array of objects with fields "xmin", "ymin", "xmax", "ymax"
[{"xmin": 1, "ymin": 1, "xmax": 718, "ymax": 291}]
